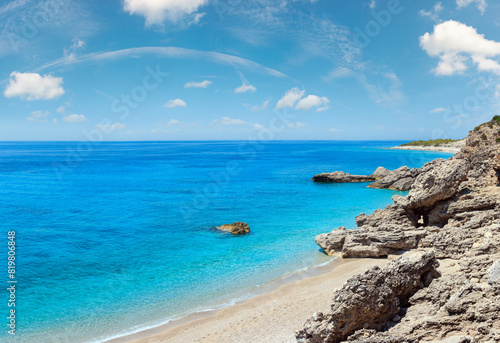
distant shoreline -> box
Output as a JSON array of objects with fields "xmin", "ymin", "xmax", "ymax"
[{"xmin": 388, "ymin": 138, "xmax": 466, "ymax": 154}]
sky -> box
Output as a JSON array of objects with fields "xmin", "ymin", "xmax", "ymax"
[{"xmin": 1, "ymin": 0, "xmax": 500, "ymax": 141}]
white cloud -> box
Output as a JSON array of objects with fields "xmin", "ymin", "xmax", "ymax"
[
  {"xmin": 287, "ymin": 121, "xmax": 306, "ymax": 129},
  {"xmin": 430, "ymin": 107, "xmax": 448, "ymax": 113},
  {"xmin": 123, "ymin": 0, "xmax": 208, "ymax": 26},
  {"xmin": 368, "ymin": 0, "xmax": 376, "ymax": 9},
  {"xmin": 52, "ymin": 118, "xmax": 58, "ymax": 124},
  {"xmin": 211, "ymin": 117, "xmax": 248, "ymax": 127},
  {"xmin": 95, "ymin": 122, "xmax": 126, "ymax": 132},
  {"xmin": 329, "ymin": 128, "xmax": 341, "ymax": 133},
  {"xmin": 57, "ymin": 105, "xmax": 66, "ymax": 114},
  {"xmin": 37, "ymin": 47, "xmax": 287, "ymax": 79},
  {"xmin": 420, "ymin": 20, "xmax": 500, "ymax": 75},
  {"xmin": 456, "ymin": 0, "xmax": 487, "ymax": 14},
  {"xmin": 62, "ymin": 114, "xmax": 87, "ymax": 123},
  {"xmin": 26, "ymin": 110, "xmax": 49, "ymax": 122},
  {"xmin": 164, "ymin": 99, "xmax": 187, "ymax": 108},
  {"xmin": 295, "ymin": 95, "xmax": 330, "ymax": 111},
  {"xmin": 166, "ymin": 119, "xmax": 181, "ymax": 126},
  {"xmin": 184, "ymin": 80, "xmax": 212, "ymax": 88},
  {"xmin": 253, "ymin": 123, "xmax": 265, "ymax": 131},
  {"xmin": 4, "ymin": 72, "xmax": 64, "ymax": 101},
  {"xmin": 250, "ymin": 99, "xmax": 270, "ymax": 111},
  {"xmin": 235, "ymin": 82, "xmax": 257, "ymax": 94},
  {"xmin": 276, "ymin": 87, "xmax": 305, "ymax": 109},
  {"xmin": 419, "ymin": 2, "xmax": 443, "ymax": 23}
]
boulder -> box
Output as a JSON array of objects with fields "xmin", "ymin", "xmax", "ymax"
[
  {"xmin": 393, "ymin": 158, "xmax": 470, "ymax": 210},
  {"xmin": 371, "ymin": 166, "xmax": 390, "ymax": 180},
  {"xmin": 216, "ymin": 221, "xmax": 250, "ymax": 235},
  {"xmin": 315, "ymin": 227, "xmax": 347, "ymax": 255},
  {"xmin": 489, "ymin": 260, "xmax": 500, "ymax": 285},
  {"xmin": 296, "ymin": 251, "xmax": 440, "ymax": 343}
]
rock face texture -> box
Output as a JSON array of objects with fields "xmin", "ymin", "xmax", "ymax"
[
  {"xmin": 296, "ymin": 251, "xmax": 440, "ymax": 343},
  {"xmin": 300, "ymin": 117, "xmax": 500, "ymax": 343},
  {"xmin": 312, "ymin": 166, "xmax": 420, "ymax": 191},
  {"xmin": 216, "ymin": 221, "xmax": 250, "ymax": 235}
]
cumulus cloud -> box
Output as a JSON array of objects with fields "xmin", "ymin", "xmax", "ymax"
[
  {"xmin": 295, "ymin": 95, "xmax": 330, "ymax": 111},
  {"xmin": 95, "ymin": 122, "xmax": 126, "ymax": 132},
  {"xmin": 276, "ymin": 87, "xmax": 305, "ymax": 109},
  {"xmin": 430, "ymin": 107, "xmax": 448, "ymax": 113},
  {"xmin": 210, "ymin": 117, "xmax": 248, "ymax": 127},
  {"xmin": 456, "ymin": 0, "xmax": 487, "ymax": 14},
  {"xmin": 235, "ymin": 82, "xmax": 257, "ymax": 94},
  {"xmin": 4, "ymin": 72, "xmax": 64, "ymax": 100},
  {"xmin": 62, "ymin": 114, "xmax": 87, "ymax": 123},
  {"xmin": 26, "ymin": 110, "xmax": 50, "ymax": 122},
  {"xmin": 123, "ymin": 0, "xmax": 208, "ymax": 26},
  {"xmin": 164, "ymin": 99, "xmax": 187, "ymax": 108},
  {"xmin": 420, "ymin": 20, "xmax": 500, "ymax": 75},
  {"xmin": 184, "ymin": 80, "xmax": 212, "ymax": 88}
]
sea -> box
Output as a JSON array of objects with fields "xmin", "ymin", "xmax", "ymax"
[{"xmin": 0, "ymin": 141, "xmax": 452, "ymax": 343}]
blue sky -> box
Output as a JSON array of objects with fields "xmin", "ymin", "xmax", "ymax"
[{"xmin": 1, "ymin": 0, "xmax": 500, "ymax": 141}]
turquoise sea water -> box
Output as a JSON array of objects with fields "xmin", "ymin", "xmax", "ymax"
[{"xmin": 0, "ymin": 141, "xmax": 451, "ymax": 343}]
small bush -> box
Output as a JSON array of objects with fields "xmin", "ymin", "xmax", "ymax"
[
  {"xmin": 481, "ymin": 133, "xmax": 488, "ymax": 141},
  {"xmin": 496, "ymin": 137, "xmax": 500, "ymax": 143},
  {"xmin": 474, "ymin": 125, "xmax": 481, "ymax": 131},
  {"xmin": 492, "ymin": 115, "xmax": 500, "ymax": 122}
]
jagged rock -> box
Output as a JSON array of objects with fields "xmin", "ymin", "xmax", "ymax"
[
  {"xmin": 393, "ymin": 158, "xmax": 470, "ymax": 210},
  {"xmin": 368, "ymin": 166, "xmax": 417, "ymax": 191},
  {"xmin": 305, "ymin": 117, "xmax": 500, "ymax": 343},
  {"xmin": 489, "ymin": 260, "xmax": 500, "ymax": 285},
  {"xmin": 341, "ymin": 229, "xmax": 427, "ymax": 258},
  {"xmin": 295, "ymin": 251, "xmax": 440, "ymax": 343},
  {"xmin": 312, "ymin": 171, "xmax": 376, "ymax": 183},
  {"xmin": 216, "ymin": 221, "xmax": 250, "ymax": 235},
  {"xmin": 315, "ymin": 227, "xmax": 347, "ymax": 255},
  {"xmin": 372, "ymin": 166, "xmax": 391, "ymax": 180}
]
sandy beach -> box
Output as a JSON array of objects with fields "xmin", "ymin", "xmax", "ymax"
[
  {"xmin": 109, "ymin": 257, "xmax": 387, "ymax": 343},
  {"xmin": 388, "ymin": 139, "xmax": 466, "ymax": 154}
]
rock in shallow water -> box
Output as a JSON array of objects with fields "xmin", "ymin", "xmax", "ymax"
[{"xmin": 216, "ymin": 221, "xmax": 250, "ymax": 235}]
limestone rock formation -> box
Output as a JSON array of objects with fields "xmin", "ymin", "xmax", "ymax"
[
  {"xmin": 312, "ymin": 166, "xmax": 418, "ymax": 191},
  {"xmin": 295, "ymin": 251, "xmax": 440, "ymax": 343},
  {"xmin": 216, "ymin": 221, "xmax": 250, "ymax": 235},
  {"xmin": 303, "ymin": 117, "xmax": 500, "ymax": 342},
  {"xmin": 368, "ymin": 166, "xmax": 418, "ymax": 191},
  {"xmin": 312, "ymin": 171, "xmax": 376, "ymax": 183}
]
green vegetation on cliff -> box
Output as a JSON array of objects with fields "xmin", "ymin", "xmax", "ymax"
[{"xmin": 400, "ymin": 138, "xmax": 461, "ymax": 147}]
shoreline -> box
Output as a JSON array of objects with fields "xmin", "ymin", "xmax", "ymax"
[
  {"xmin": 105, "ymin": 257, "xmax": 387, "ymax": 343},
  {"xmin": 388, "ymin": 145, "xmax": 461, "ymax": 153}
]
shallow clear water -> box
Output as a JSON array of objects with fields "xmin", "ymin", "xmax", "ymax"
[{"xmin": 0, "ymin": 141, "xmax": 451, "ymax": 343}]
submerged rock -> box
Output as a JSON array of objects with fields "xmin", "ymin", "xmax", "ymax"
[{"xmin": 216, "ymin": 221, "xmax": 250, "ymax": 235}]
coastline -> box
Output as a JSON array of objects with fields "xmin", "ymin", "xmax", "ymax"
[
  {"xmin": 105, "ymin": 257, "xmax": 387, "ymax": 343},
  {"xmin": 388, "ymin": 145, "xmax": 461, "ymax": 153}
]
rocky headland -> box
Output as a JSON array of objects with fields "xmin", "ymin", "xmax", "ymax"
[
  {"xmin": 297, "ymin": 118, "xmax": 500, "ymax": 342},
  {"xmin": 313, "ymin": 166, "xmax": 421, "ymax": 191}
]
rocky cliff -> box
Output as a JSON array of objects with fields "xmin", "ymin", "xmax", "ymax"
[{"xmin": 297, "ymin": 117, "xmax": 500, "ymax": 343}]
